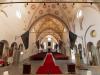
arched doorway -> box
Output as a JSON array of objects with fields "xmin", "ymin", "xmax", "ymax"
[
  {"xmin": 39, "ymin": 35, "xmax": 59, "ymax": 52},
  {"xmin": 10, "ymin": 42, "xmax": 20, "ymax": 64},
  {"xmin": 1, "ymin": 40, "xmax": 9, "ymax": 65}
]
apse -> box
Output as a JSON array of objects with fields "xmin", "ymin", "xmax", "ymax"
[{"xmin": 40, "ymin": 35, "xmax": 58, "ymax": 52}]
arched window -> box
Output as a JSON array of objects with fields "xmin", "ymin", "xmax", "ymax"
[
  {"xmin": 1, "ymin": 40, "xmax": 9, "ymax": 57},
  {"xmin": 0, "ymin": 42, "xmax": 4, "ymax": 58},
  {"xmin": 78, "ymin": 43, "xmax": 82, "ymax": 50},
  {"xmin": 97, "ymin": 40, "xmax": 100, "ymax": 49},
  {"xmin": 87, "ymin": 42, "xmax": 93, "ymax": 51},
  {"xmin": 18, "ymin": 43, "xmax": 23, "ymax": 51},
  {"xmin": 11, "ymin": 42, "xmax": 18, "ymax": 50}
]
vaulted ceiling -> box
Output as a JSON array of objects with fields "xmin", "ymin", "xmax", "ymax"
[{"xmin": 0, "ymin": 0, "xmax": 99, "ymax": 42}]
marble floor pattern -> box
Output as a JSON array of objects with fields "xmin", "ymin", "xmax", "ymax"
[{"xmin": 0, "ymin": 59, "xmax": 100, "ymax": 75}]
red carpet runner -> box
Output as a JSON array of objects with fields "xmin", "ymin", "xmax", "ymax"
[{"xmin": 36, "ymin": 53, "xmax": 62, "ymax": 74}]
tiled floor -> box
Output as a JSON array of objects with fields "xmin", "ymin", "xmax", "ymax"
[{"xmin": 0, "ymin": 59, "xmax": 100, "ymax": 75}]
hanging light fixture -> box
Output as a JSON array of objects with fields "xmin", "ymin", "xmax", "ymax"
[
  {"xmin": 20, "ymin": 51, "xmax": 24, "ymax": 55},
  {"xmin": 47, "ymin": 35, "xmax": 52, "ymax": 42},
  {"xmin": 48, "ymin": 37, "xmax": 51, "ymax": 42}
]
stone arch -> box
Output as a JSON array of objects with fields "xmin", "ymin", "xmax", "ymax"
[
  {"xmin": 28, "ymin": 14, "xmax": 71, "ymax": 54},
  {"xmin": 0, "ymin": 42, "xmax": 4, "ymax": 58},
  {"xmin": 1, "ymin": 40, "xmax": 9, "ymax": 55},
  {"xmin": 36, "ymin": 28, "xmax": 62, "ymax": 39},
  {"xmin": 29, "ymin": 14, "xmax": 70, "ymax": 47},
  {"xmin": 37, "ymin": 29, "xmax": 61, "ymax": 41},
  {"xmin": 28, "ymin": 14, "xmax": 69, "ymax": 31},
  {"xmin": 40, "ymin": 35, "xmax": 58, "ymax": 44},
  {"xmin": 87, "ymin": 42, "xmax": 93, "ymax": 51},
  {"xmin": 78, "ymin": 43, "xmax": 83, "ymax": 59},
  {"xmin": 1, "ymin": 40, "xmax": 9, "ymax": 49},
  {"xmin": 9, "ymin": 42, "xmax": 18, "ymax": 57},
  {"xmin": 0, "ymin": 40, "xmax": 9, "ymax": 65},
  {"xmin": 18, "ymin": 43, "xmax": 23, "ymax": 51},
  {"xmin": 97, "ymin": 40, "xmax": 100, "ymax": 49},
  {"xmin": 78, "ymin": 43, "xmax": 82, "ymax": 50},
  {"xmin": 10, "ymin": 42, "xmax": 18, "ymax": 50},
  {"xmin": 11, "ymin": 42, "xmax": 20, "ymax": 64}
]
